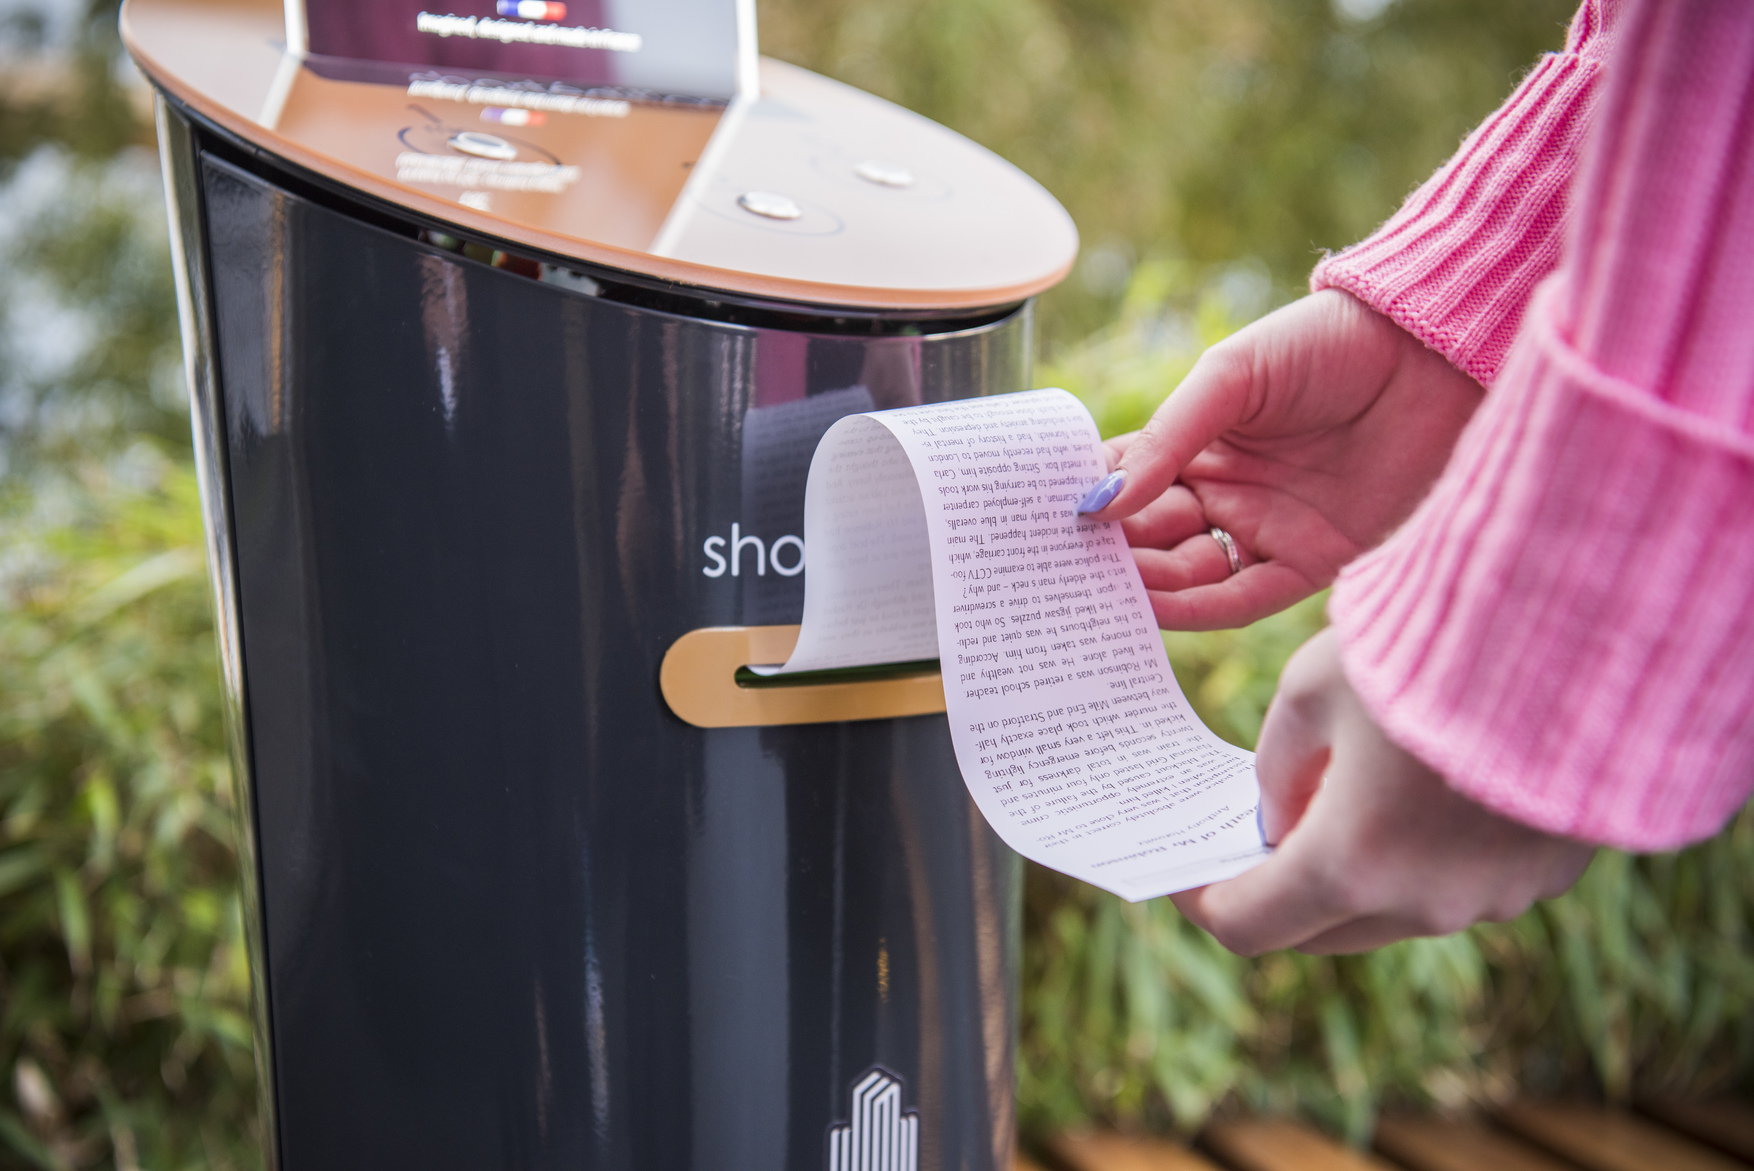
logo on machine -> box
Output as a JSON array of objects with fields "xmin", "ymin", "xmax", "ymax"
[
  {"xmin": 827, "ymin": 1067, "xmax": 919, "ymax": 1171},
  {"xmin": 701, "ymin": 523, "xmax": 804, "ymax": 578}
]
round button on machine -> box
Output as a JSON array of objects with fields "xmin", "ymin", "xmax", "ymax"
[
  {"xmin": 737, "ymin": 191, "xmax": 805, "ymax": 220},
  {"xmin": 448, "ymin": 131, "xmax": 519, "ymax": 161},
  {"xmin": 854, "ymin": 159, "xmax": 915, "ymax": 188}
]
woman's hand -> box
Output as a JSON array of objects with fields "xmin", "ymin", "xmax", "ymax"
[
  {"xmin": 1170, "ymin": 629, "xmax": 1594, "ymax": 954},
  {"xmin": 1083, "ymin": 289, "xmax": 1485, "ymax": 630}
]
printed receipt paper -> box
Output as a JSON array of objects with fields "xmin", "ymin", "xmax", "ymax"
[{"xmin": 771, "ymin": 388, "xmax": 1269, "ymax": 901}]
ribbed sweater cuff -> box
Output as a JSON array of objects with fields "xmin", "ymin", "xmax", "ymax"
[
  {"xmin": 1329, "ymin": 287, "xmax": 1754, "ymax": 852},
  {"xmin": 1311, "ymin": 49, "xmax": 1603, "ymax": 387}
]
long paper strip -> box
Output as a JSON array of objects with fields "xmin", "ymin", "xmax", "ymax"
[{"xmin": 771, "ymin": 388, "xmax": 1269, "ymax": 900}]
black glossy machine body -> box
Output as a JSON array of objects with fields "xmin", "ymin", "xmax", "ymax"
[{"xmin": 159, "ymin": 101, "xmax": 1029, "ymax": 1170}]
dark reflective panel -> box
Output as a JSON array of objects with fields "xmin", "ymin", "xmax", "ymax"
[{"xmin": 197, "ymin": 148, "xmax": 1024, "ymax": 1171}]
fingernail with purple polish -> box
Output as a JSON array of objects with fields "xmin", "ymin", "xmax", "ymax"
[{"xmin": 1075, "ymin": 470, "xmax": 1125, "ymax": 514}]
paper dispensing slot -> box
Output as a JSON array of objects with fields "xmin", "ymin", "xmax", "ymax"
[{"xmin": 660, "ymin": 625, "xmax": 946, "ymax": 728}]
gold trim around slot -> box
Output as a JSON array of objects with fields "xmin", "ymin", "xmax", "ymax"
[{"xmin": 660, "ymin": 625, "xmax": 947, "ymax": 728}]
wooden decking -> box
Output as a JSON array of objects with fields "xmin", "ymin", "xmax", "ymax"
[{"xmin": 1023, "ymin": 1100, "xmax": 1754, "ymax": 1171}]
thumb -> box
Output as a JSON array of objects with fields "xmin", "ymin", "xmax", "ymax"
[
  {"xmin": 1084, "ymin": 340, "xmax": 1259, "ymax": 520},
  {"xmin": 1252, "ymin": 629, "xmax": 1344, "ymax": 844},
  {"xmin": 1100, "ymin": 430, "xmax": 1142, "ymax": 471}
]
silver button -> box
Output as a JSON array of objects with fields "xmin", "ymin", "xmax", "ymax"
[
  {"xmin": 854, "ymin": 159, "xmax": 915, "ymax": 188},
  {"xmin": 737, "ymin": 191, "xmax": 804, "ymax": 220},
  {"xmin": 448, "ymin": 131, "xmax": 518, "ymax": 161}
]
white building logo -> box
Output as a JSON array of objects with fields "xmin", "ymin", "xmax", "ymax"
[{"xmin": 828, "ymin": 1068, "xmax": 919, "ymax": 1171}]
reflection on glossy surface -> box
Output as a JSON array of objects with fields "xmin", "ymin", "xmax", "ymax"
[
  {"xmin": 155, "ymin": 98, "xmax": 283, "ymax": 1153},
  {"xmin": 277, "ymin": 70, "xmax": 719, "ymax": 251},
  {"xmin": 184, "ymin": 112, "xmax": 1028, "ymax": 1170},
  {"xmin": 738, "ymin": 190, "xmax": 806, "ymax": 220}
]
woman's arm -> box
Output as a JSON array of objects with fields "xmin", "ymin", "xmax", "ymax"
[
  {"xmin": 1173, "ymin": 0, "xmax": 1754, "ymax": 954},
  {"xmin": 1079, "ymin": 2, "xmax": 1623, "ymax": 631},
  {"xmin": 1330, "ymin": 0, "xmax": 1754, "ymax": 853},
  {"xmin": 1312, "ymin": 0, "xmax": 1621, "ymax": 388}
]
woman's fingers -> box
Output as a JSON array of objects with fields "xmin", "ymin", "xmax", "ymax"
[
  {"xmin": 1102, "ymin": 431, "xmax": 1142, "ymax": 471},
  {"xmin": 1132, "ymin": 530, "xmax": 1235, "ymax": 592},
  {"xmin": 1143, "ymin": 561, "xmax": 1316, "ymax": 631},
  {"xmin": 1169, "ymin": 845, "xmax": 1354, "ymax": 955},
  {"xmin": 1084, "ymin": 344, "xmax": 1258, "ymax": 521},
  {"xmin": 1118, "ymin": 484, "xmax": 1209, "ymax": 551},
  {"xmin": 1192, "ymin": 843, "xmax": 1591, "ymax": 957},
  {"xmin": 1292, "ymin": 837, "xmax": 1593, "ymax": 953},
  {"xmin": 1293, "ymin": 912, "xmax": 1438, "ymax": 955},
  {"xmin": 1253, "ymin": 631, "xmax": 1344, "ymax": 844},
  {"xmin": 1171, "ymin": 625, "xmax": 1600, "ymax": 959}
]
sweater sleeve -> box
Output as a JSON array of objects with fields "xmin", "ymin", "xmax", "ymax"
[
  {"xmin": 1309, "ymin": 0, "xmax": 1618, "ymax": 387},
  {"xmin": 1329, "ymin": 0, "xmax": 1754, "ymax": 852}
]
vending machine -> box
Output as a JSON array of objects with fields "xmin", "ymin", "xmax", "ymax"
[{"xmin": 123, "ymin": 0, "xmax": 1078, "ymax": 1164}]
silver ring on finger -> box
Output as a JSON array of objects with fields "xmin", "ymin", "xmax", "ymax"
[{"xmin": 1209, "ymin": 526, "xmax": 1243, "ymax": 576}]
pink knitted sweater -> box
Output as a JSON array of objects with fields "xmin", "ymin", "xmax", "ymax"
[{"xmin": 1311, "ymin": 0, "xmax": 1754, "ymax": 852}]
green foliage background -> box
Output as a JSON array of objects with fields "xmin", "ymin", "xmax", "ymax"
[
  {"xmin": 0, "ymin": 461, "xmax": 259, "ymax": 1171},
  {"xmin": 0, "ymin": 0, "xmax": 1750, "ymax": 1166}
]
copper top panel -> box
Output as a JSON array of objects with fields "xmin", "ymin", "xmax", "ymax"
[{"xmin": 122, "ymin": 0, "xmax": 1079, "ymax": 309}]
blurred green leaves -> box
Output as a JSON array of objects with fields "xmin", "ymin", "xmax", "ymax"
[
  {"xmin": 0, "ymin": 0, "xmax": 149, "ymax": 167},
  {"xmin": 2, "ymin": 20, "xmax": 258, "ymax": 1165},
  {"xmin": 1020, "ymin": 791, "xmax": 1754, "ymax": 1144},
  {"xmin": 0, "ymin": 149, "xmax": 187, "ymax": 480},
  {"xmin": 0, "ymin": 457, "xmax": 260, "ymax": 1170}
]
